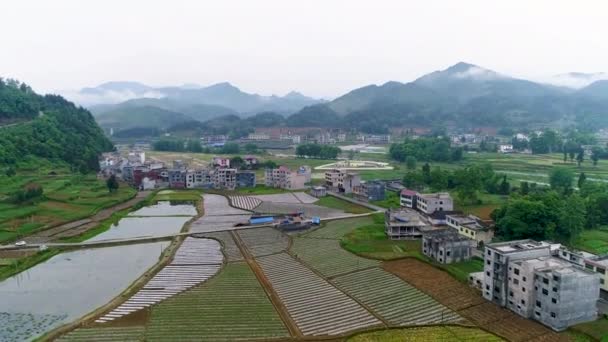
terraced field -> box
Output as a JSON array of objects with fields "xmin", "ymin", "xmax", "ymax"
[
  {"xmin": 291, "ymin": 236, "xmax": 379, "ymax": 277},
  {"xmin": 195, "ymin": 231, "xmax": 243, "ymax": 262},
  {"xmin": 229, "ymin": 195, "xmax": 262, "ymax": 211},
  {"xmin": 257, "ymin": 253, "xmax": 382, "ymax": 336},
  {"xmin": 237, "ymin": 227, "xmax": 289, "ymax": 256},
  {"xmin": 96, "ymin": 238, "xmax": 222, "ymax": 323},
  {"xmin": 57, "ymin": 326, "xmax": 145, "ymax": 342},
  {"xmin": 333, "ymin": 268, "xmax": 461, "ymax": 326},
  {"xmin": 146, "ymin": 262, "xmax": 289, "ymax": 341}
]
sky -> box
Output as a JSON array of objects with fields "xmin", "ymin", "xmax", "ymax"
[{"xmin": 1, "ymin": 0, "xmax": 607, "ymax": 99}]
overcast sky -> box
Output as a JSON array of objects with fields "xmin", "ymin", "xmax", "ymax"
[{"xmin": 1, "ymin": 0, "xmax": 607, "ymax": 98}]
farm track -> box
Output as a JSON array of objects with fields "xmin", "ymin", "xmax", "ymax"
[
  {"xmin": 257, "ymin": 252, "xmax": 383, "ymax": 336},
  {"xmin": 383, "ymin": 258, "xmax": 569, "ymax": 342}
]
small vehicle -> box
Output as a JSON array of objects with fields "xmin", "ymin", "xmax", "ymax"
[{"xmin": 14, "ymin": 241, "xmax": 27, "ymax": 247}]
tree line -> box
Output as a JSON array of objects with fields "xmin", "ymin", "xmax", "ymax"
[
  {"xmin": 389, "ymin": 137, "xmax": 463, "ymax": 163},
  {"xmin": 295, "ymin": 143, "xmax": 340, "ymax": 159}
]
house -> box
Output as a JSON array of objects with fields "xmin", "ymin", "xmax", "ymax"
[
  {"xmin": 446, "ymin": 214, "xmax": 494, "ymax": 246},
  {"xmin": 244, "ymin": 156, "xmax": 258, "ymax": 166},
  {"xmin": 201, "ymin": 135, "xmax": 227, "ymax": 145},
  {"xmin": 361, "ymin": 134, "xmax": 391, "ymax": 144},
  {"xmin": 324, "ymin": 169, "xmax": 361, "ymax": 194},
  {"xmin": 141, "ymin": 177, "xmax": 157, "ymax": 190},
  {"xmin": 416, "ymin": 193, "xmax": 453, "ymax": 214},
  {"xmin": 247, "ymin": 133, "xmax": 270, "ymax": 140},
  {"xmin": 212, "ymin": 156, "xmax": 230, "ymax": 168},
  {"xmin": 186, "ymin": 170, "xmax": 212, "ymax": 189},
  {"xmin": 482, "ymin": 239, "xmax": 601, "ymax": 331},
  {"xmin": 265, "ymin": 166, "xmax": 307, "ymax": 190},
  {"xmin": 498, "ymin": 144, "xmax": 514, "ymax": 153},
  {"xmin": 168, "ymin": 169, "xmax": 187, "ymax": 188},
  {"xmin": 400, "ymin": 189, "xmax": 418, "ymax": 208},
  {"xmin": 422, "ymin": 229, "xmax": 474, "ymax": 264},
  {"xmin": 353, "ymin": 180, "xmax": 385, "ymax": 202},
  {"xmin": 426, "ymin": 210, "xmax": 463, "ymax": 226},
  {"xmin": 236, "ymin": 171, "xmax": 256, "ymax": 188},
  {"xmin": 311, "ymin": 186, "xmax": 327, "ymax": 198},
  {"xmin": 384, "ymin": 208, "xmax": 429, "ymax": 240},
  {"xmin": 211, "ymin": 168, "xmax": 237, "ymax": 190}
]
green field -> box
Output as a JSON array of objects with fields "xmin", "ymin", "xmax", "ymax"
[
  {"xmin": 340, "ymin": 215, "xmax": 423, "ymax": 260},
  {"xmin": 0, "ymin": 161, "xmax": 136, "ymax": 243},
  {"xmin": 573, "ymin": 228, "xmax": 608, "ymax": 254},
  {"xmin": 314, "ymin": 196, "xmax": 372, "ymax": 214},
  {"xmin": 370, "ymin": 191, "xmax": 401, "ymax": 209},
  {"xmin": 440, "ymin": 257, "xmax": 484, "ymax": 283},
  {"xmin": 57, "ymin": 327, "xmax": 146, "ymax": 342},
  {"xmin": 348, "ymin": 326, "xmax": 504, "ymax": 341},
  {"xmin": 153, "ymin": 189, "xmax": 202, "ymax": 202},
  {"xmin": 227, "ymin": 185, "xmax": 290, "ymax": 195},
  {"xmin": 146, "ymin": 262, "xmax": 288, "ymax": 341},
  {"xmin": 570, "ymin": 317, "xmax": 608, "ymax": 341}
]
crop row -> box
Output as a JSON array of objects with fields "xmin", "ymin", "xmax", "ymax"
[
  {"xmin": 302, "ymin": 217, "xmax": 374, "ymax": 240},
  {"xmin": 333, "ymin": 267, "xmax": 461, "ymax": 326},
  {"xmin": 229, "ymin": 195, "xmax": 261, "ymax": 211},
  {"xmin": 237, "ymin": 227, "xmax": 288, "ymax": 257},
  {"xmin": 146, "ymin": 262, "xmax": 288, "ymax": 341},
  {"xmin": 348, "ymin": 325, "xmax": 504, "ymax": 342},
  {"xmin": 291, "ymin": 237, "xmax": 379, "ymax": 277},
  {"xmin": 95, "ymin": 238, "xmax": 222, "ymax": 323},
  {"xmin": 257, "ymin": 253, "xmax": 382, "ymax": 336},
  {"xmin": 195, "ymin": 231, "xmax": 243, "ymax": 262},
  {"xmin": 57, "ymin": 326, "xmax": 145, "ymax": 342}
]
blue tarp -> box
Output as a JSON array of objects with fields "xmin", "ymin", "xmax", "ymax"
[{"xmin": 249, "ymin": 216, "xmax": 274, "ymax": 225}]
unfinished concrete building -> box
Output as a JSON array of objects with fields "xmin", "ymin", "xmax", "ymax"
[
  {"xmin": 384, "ymin": 208, "xmax": 429, "ymax": 240},
  {"xmin": 422, "ymin": 229, "xmax": 474, "ymax": 264}
]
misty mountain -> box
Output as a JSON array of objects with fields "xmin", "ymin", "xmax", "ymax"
[
  {"xmin": 78, "ymin": 81, "xmax": 324, "ymax": 115},
  {"xmin": 95, "ymin": 106, "xmax": 193, "ymax": 133},
  {"xmin": 542, "ymin": 72, "xmax": 608, "ymax": 89},
  {"xmin": 287, "ymin": 62, "xmax": 608, "ymax": 131}
]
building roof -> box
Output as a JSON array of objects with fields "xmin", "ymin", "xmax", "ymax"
[
  {"xmin": 400, "ymin": 189, "xmax": 418, "ymax": 196},
  {"xmin": 422, "ymin": 228, "xmax": 472, "ymax": 242},
  {"xmin": 418, "ymin": 192, "xmax": 452, "ymax": 200},
  {"xmin": 487, "ymin": 239, "xmax": 551, "ymax": 253},
  {"xmin": 428, "ymin": 210, "xmax": 463, "ymax": 220},
  {"xmin": 386, "ymin": 208, "xmax": 428, "ymax": 227}
]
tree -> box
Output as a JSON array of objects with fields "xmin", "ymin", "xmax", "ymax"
[
  {"xmin": 429, "ymin": 167, "xmax": 448, "ymax": 191},
  {"xmin": 402, "ymin": 171, "xmax": 425, "ymax": 191},
  {"xmin": 347, "ymin": 149, "xmax": 355, "ymax": 160},
  {"xmin": 499, "ymin": 175, "xmax": 510, "ymax": 195},
  {"xmin": 221, "ymin": 143, "xmax": 240, "ymax": 154},
  {"xmin": 244, "ymin": 143, "xmax": 259, "ymax": 154},
  {"xmin": 106, "ymin": 175, "xmax": 119, "ymax": 193},
  {"xmin": 556, "ymin": 194, "xmax": 586, "ymax": 243},
  {"xmin": 549, "ymin": 167, "xmax": 573, "ymax": 194},
  {"xmin": 421, "ymin": 163, "xmax": 431, "ymax": 184},
  {"xmin": 578, "ymin": 172, "xmax": 587, "ymax": 189},
  {"xmin": 405, "ymin": 156, "xmax": 417, "ymax": 170},
  {"xmin": 591, "ymin": 147, "xmax": 601, "ymax": 166},
  {"xmin": 230, "ymin": 156, "xmax": 244, "ymax": 169},
  {"xmin": 520, "ymin": 181, "xmax": 530, "ymax": 195},
  {"xmin": 5, "ymin": 167, "xmax": 15, "ymax": 177},
  {"xmin": 576, "ymin": 149, "xmax": 584, "ymax": 167}
]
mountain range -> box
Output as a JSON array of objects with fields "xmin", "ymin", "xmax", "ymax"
[{"xmin": 77, "ymin": 62, "xmax": 608, "ymax": 137}]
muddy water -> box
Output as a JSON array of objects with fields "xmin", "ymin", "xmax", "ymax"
[{"xmin": 0, "ymin": 202, "xmax": 196, "ymax": 341}]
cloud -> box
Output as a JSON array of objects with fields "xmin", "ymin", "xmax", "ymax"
[
  {"xmin": 538, "ymin": 73, "xmax": 608, "ymax": 89},
  {"xmin": 61, "ymin": 89, "xmax": 165, "ymax": 106},
  {"xmin": 453, "ymin": 66, "xmax": 502, "ymax": 81}
]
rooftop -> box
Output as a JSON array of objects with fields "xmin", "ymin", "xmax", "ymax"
[
  {"xmin": 423, "ymin": 228, "xmax": 472, "ymax": 242},
  {"xmin": 400, "ymin": 189, "xmax": 418, "ymax": 196},
  {"xmin": 488, "ymin": 239, "xmax": 551, "ymax": 253},
  {"xmin": 418, "ymin": 192, "xmax": 452, "ymax": 200},
  {"xmin": 386, "ymin": 208, "xmax": 428, "ymax": 227}
]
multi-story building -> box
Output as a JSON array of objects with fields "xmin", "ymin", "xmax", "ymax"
[
  {"xmin": 168, "ymin": 169, "xmax": 187, "ymax": 188},
  {"xmin": 483, "ymin": 240, "xmax": 553, "ymax": 306},
  {"xmin": 324, "ymin": 169, "xmax": 361, "ymax": 194},
  {"xmin": 483, "ymin": 240, "xmax": 600, "ymax": 331},
  {"xmin": 247, "ymin": 133, "xmax": 270, "ymax": 140},
  {"xmin": 212, "ymin": 156, "xmax": 230, "ymax": 168},
  {"xmin": 211, "ymin": 168, "xmax": 236, "ymax": 190},
  {"xmin": 384, "ymin": 208, "xmax": 429, "ymax": 240},
  {"xmin": 446, "ymin": 214, "xmax": 494, "ymax": 246},
  {"xmin": 400, "ymin": 189, "xmax": 417, "ymax": 208},
  {"xmin": 416, "ymin": 193, "xmax": 453, "ymax": 214},
  {"xmin": 265, "ymin": 166, "xmax": 307, "ymax": 190},
  {"xmin": 243, "ymin": 156, "xmax": 258, "ymax": 167},
  {"xmin": 186, "ymin": 170, "xmax": 212, "ymax": 189},
  {"xmin": 353, "ymin": 180, "xmax": 385, "ymax": 202},
  {"xmin": 422, "ymin": 229, "xmax": 474, "ymax": 264},
  {"xmin": 236, "ymin": 171, "xmax": 256, "ymax": 188}
]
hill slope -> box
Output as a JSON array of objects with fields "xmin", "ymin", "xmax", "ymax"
[{"xmin": 0, "ymin": 79, "xmax": 113, "ymax": 172}]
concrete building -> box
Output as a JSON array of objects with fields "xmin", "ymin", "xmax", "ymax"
[
  {"xmin": 243, "ymin": 156, "xmax": 258, "ymax": 167},
  {"xmin": 416, "ymin": 193, "xmax": 453, "ymax": 214},
  {"xmin": 265, "ymin": 166, "xmax": 307, "ymax": 190},
  {"xmin": 236, "ymin": 171, "xmax": 256, "ymax": 188},
  {"xmin": 212, "ymin": 156, "xmax": 230, "ymax": 168},
  {"xmin": 532, "ymin": 259, "xmax": 599, "ymax": 331},
  {"xmin": 311, "ymin": 186, "xmax": 327, "ymax": 198},
  {"xmin": 498, "ymin": 144, "xmax": 514, "ymax": 153},
  {"xmin": 168, "ymin": 169, "xmax": 187, "ymax": 188},
  {"xmin": 247, "ymin": 133, "xmax": 270, "ymax": 140},
  {"xmin": 186, "ymin": 170, "xmax": 211, "ymax": 189},
  {"xmin": 211, "ymin": 168, "xmax": 236, "ymax": 190},
  {"xmin": 324, "ymin": 169, "xmax": 361, "ymax": 194},
  {"xmin": 483, "ymin": 240, "xmax": 600, "ymax": 331},
  {"xmin": 353, "ymin": 180, "xmax": 385, "ymax": 202},
  {"xmin": 446, "ymin": 214, "xmax": 494, "ymax": 246},
  {"xmin": 483, "ymin": 240, "xmax": 553, "ymax": 306},
  {"xmin": 384, "ymin": 208, "xmax": 429, "ymax": 240},
  {"xmin": 422, "ymin": 229, "xmax": 474, "ymax": 264},
  {"xmin": 400, "ymin": 189, "xmax": 417, "ymax": 208}
]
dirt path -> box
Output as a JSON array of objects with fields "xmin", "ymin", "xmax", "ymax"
[{"xmin": 22, "ymin": 191, "xmax": 152, "ymax": 244}]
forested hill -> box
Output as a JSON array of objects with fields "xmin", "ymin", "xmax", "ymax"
[{"xmin": 0, "ymin": 78, "xmax": 113, "ymax": 172}]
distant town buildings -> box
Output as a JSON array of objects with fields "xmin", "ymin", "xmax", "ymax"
[
  {"xmin": 498, "ymin": 144, "xmax": 514, "ymax": 153},
  {"xmin": 247, "ymin": 133, "xmax": 270, "ymax": 141},
  {"xmin": 212, "ymin": 156, "xmax": 230, "ymax": 168}
]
